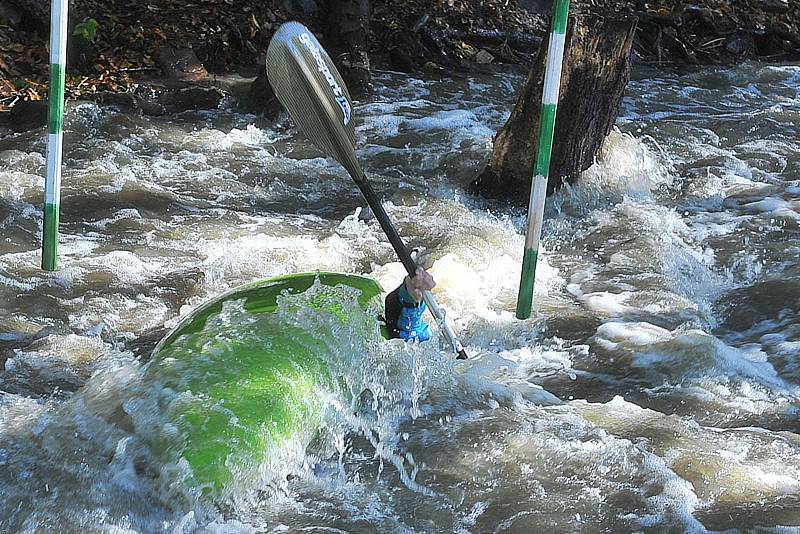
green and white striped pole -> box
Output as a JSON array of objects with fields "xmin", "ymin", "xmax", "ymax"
[
  {"xmin": 42, "ymin": 0, "xmax": 68, "ymax": 271},
  {"xmin": 516, "ymin": 0, "xmax": 570, "ymax": 320}
]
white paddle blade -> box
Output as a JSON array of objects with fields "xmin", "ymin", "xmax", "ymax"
[{"xmin": 266, "ymin": 21, "xmax": 361, "ymax": 178}]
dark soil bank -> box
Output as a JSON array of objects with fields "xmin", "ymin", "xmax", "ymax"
[{"xmin": 0, "ymin": 0, "xmax": 798, "ymax": 117}]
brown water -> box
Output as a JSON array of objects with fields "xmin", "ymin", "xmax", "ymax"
[{"xmin": 1, "ymin": 62, "xmax": 799, "ymax": 532}]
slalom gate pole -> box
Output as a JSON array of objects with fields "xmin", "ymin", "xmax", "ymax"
[
  {"xmin": 516, "ymin": 0, "xmax": 570, "ymax": 320},
  {"xmin": 42, "ymin": 0, "xmax": 68, "ymax": 271}
]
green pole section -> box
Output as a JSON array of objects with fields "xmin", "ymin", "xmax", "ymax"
[
  {"xmin": 42, "ymin": 0, "xmax": 68, "ymax": 271},
  {"xmin": 516, "ymin": 0, "xmax": 570, "ymax": 320}
]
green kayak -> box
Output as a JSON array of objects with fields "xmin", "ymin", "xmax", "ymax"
[{"xmin": 144, "ymin": 272, "xmax": 384, "ymax": 497}]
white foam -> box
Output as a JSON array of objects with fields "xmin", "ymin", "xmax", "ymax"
[
  {"xmin": 68, "ymin": 293, "xmax": 171, "ymax": 335},
  {"xmin": 596, "ymin": 321, "xmax": 673, "ymax": 345},
  {"xmin": 85, "ymin": 208, "xmax": 143, "ymax": 229},
  {"xmin": 178, "ymin": 124, "xmax": 281, "ymax": 153},
  {"xmin": 197, "ymin": 232, "xmax": 360, "ymax": 289},
  {"xmin": 594, "ymin": 321, "xmax": 795, "ymax": 394},
  {"xmin": 580, "ymin": 291, "xmax": 633, "ymax": 316},
  {"xmin": 82, "ymin": 250, "xmax": 164, "ymax": 286},
  {"xmin": 554, "ymin": 129, "xmax": 671, "ymax": 211},
  {"xmin": 0, "ymin": 170, "xmax": 44, "ymax": 202},
  {"xmin": 403, "ymin": 109, "xmax": 495, "ymax": 146},
  {"xmin": 508, "ymin": 398, "xmax": 707, "ymax": 530},
  {"xmin": 741, "ymin": 197, "xmax": 800, "ymax": 220}
]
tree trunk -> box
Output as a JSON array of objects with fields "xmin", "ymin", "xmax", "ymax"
[
  {"xmin": 6, "ymin": 0, "xmax": 49, "ymax": 32},
  {"xmin": 471, "ymin": 13, "xmax": 637, "ymax": 200},
  {"xmin": 324, "ymin": 0, "xmax": 371, "ymax": 95}
]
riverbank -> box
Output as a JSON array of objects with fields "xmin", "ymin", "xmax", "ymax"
[{"xmin": 0, "ymin": 0, "xmax": 798, "ymax": 119}]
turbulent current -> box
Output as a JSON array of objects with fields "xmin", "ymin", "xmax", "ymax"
[{"xmin": 1, "ymin": 62, "xmax": 799, "ymax": 532}]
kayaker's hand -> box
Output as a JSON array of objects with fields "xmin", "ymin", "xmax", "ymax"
[{"xmin": 404, "ymin": 267, "xmax": 435, "ymax": 303}]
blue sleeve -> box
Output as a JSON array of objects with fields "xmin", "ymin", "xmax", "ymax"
[
  {"xmin": 396, "ymin": 283, "xmax": 431, "ymax": 342},
  {"xmin": 384, "ymin": 282, "xmax": 431, "ymax": 342}
]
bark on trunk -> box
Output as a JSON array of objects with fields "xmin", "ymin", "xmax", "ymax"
[
  {"xmin": 471, "ymin": 13, "xmax": 637, "ymax": 200},
  {"xmin": 324, "ymin": 0, "xmax": 371, "ymax": 95},
  {"xmin": 6, "ymin": 0, "xmax": 50, "ymax": 32},
  {"xmin": 6, "ymin": 0, "xmax": 46, "ymax": 20}
]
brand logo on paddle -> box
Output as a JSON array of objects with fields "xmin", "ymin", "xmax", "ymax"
[{"xmin": 298, "ymin": 32, "xmax": 351, "ymax": 126}]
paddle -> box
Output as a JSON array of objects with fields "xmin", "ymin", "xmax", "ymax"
[{"xmin": 266, "ymin": 21, "xmax": 468, "ymax": 359}]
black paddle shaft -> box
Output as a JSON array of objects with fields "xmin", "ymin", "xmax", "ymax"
[
  {"xmin": 357, "ymin": 178, "xmax": 468, "ymax": 360},
  {"xmin": 354, "ymin": 175, "xmax": 418, "ymax": 277},
  {"xmin": 266, "ymin": 22, "xmax": 467, "ymax": 358}
]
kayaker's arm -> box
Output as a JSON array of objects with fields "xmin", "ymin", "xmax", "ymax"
[{"xmin": 385, "ymin": 267, "xmax": 434, "ymax": 342}]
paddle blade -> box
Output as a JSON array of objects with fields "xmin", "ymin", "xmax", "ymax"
[{"xmin": 266, "ymin": 21, "xmax": 362, "ymax": 178}]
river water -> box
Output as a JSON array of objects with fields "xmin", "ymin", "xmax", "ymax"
[{"xmin": 1, "ymin": 62, "xmax": 799, "ymax": 532}]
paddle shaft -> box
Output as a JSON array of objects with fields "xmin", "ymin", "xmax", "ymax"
[
  {"xmin": 355, "ymin": 175, "xmax": 467, "ymax": 359},
  {"xmin": 354, "ymin": 176, "xmax": 414, "ymax": 273},
  {"xmin": 265, "ymin": 22, "xmax": 467, "ymax": 358}
]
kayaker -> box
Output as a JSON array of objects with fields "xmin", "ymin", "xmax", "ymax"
[{"xmin": 384, "ymin": 266, "xmax": 435, "ymax": 341}]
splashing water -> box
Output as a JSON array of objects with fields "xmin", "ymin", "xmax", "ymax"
[{"xmin": 2, "ymin": 62, "xmax": 800, "ymax": 531}]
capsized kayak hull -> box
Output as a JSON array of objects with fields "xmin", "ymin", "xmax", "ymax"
[{"xmin": 146, "ymin": 272, "xmax": 383, "ymax": 496}]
